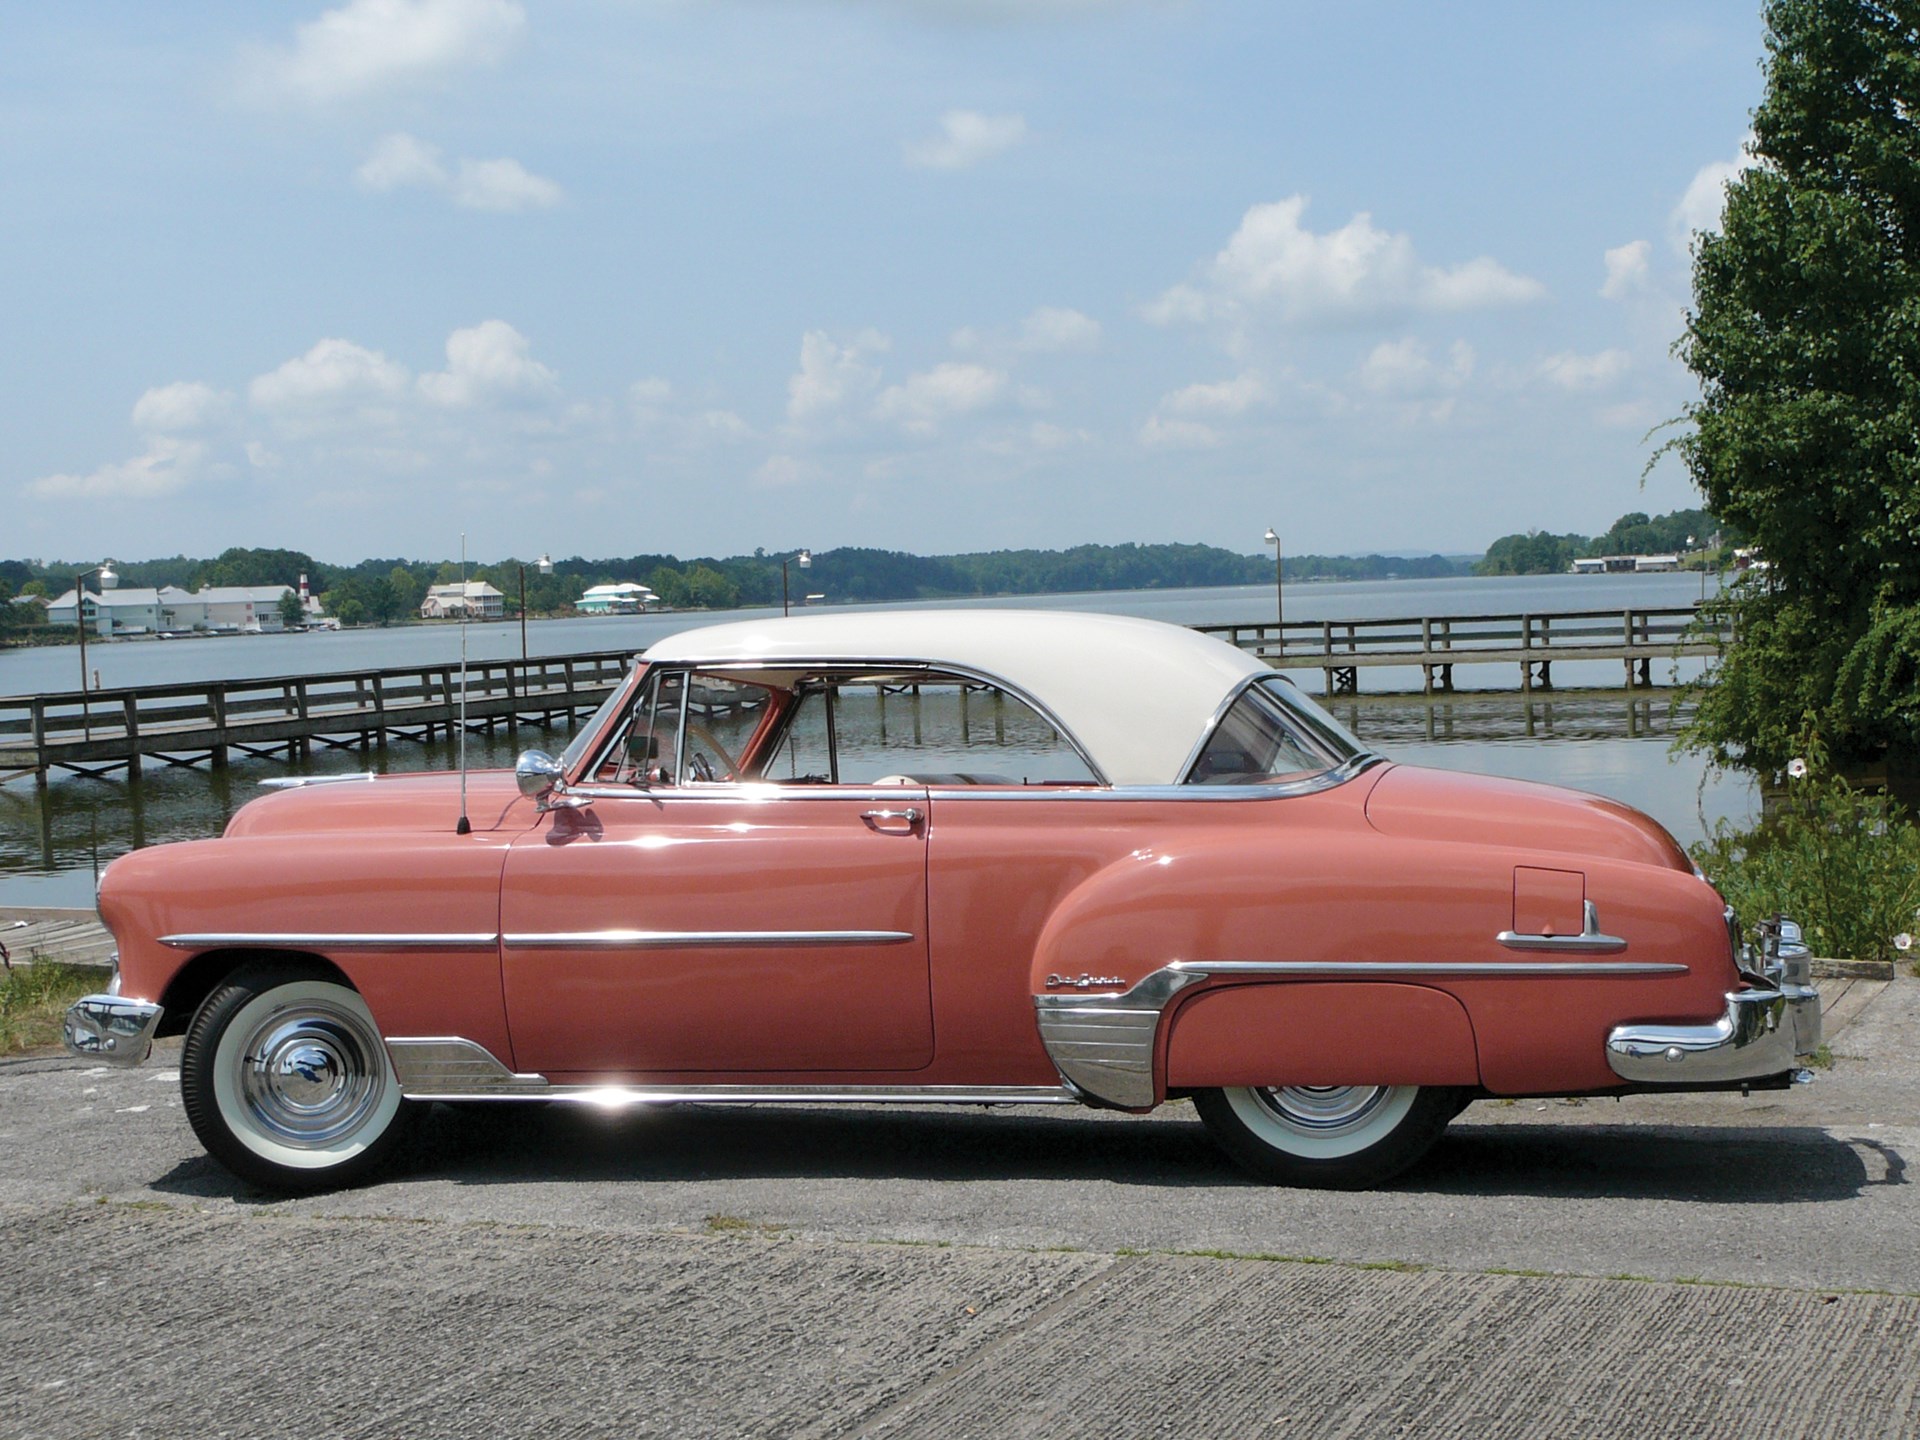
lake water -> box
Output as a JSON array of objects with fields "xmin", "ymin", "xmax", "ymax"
[{"xmin": 0, "ymin": 571, "xmax": 1747, "ymax": 909}]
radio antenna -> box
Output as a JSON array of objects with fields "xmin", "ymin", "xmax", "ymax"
[{"xmin": 456, "ymin": 532, "xmax": 472, "ymax": 835}]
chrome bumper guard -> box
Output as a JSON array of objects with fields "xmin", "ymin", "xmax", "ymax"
[
  {"xmin": 63, "ymin": 995, "xmax": 164, "ymax": 1067},
  {"xmin": 1605, "ymin": 916, "xmax": 1820, "ymax": 1087}
]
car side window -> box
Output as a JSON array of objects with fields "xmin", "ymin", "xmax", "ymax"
[
  {"xmin": 1187, "ymin": 681, "xmax": 1344, "ymax": 785},
  {"xmin": 759, "ymin": 677, "xmax": 1098, "ymax": 786}
]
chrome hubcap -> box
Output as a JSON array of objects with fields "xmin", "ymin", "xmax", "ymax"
[
  {"xmin": 1251, "ymin": 1085, "xmax": 1392, "ymax": 1134},
  {"xmin": 239, "ymin": 1005, "xmax": 385, "ymax": 1147}
]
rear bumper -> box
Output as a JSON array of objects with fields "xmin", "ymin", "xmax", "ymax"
[
  {"xmin": 63, "ymin": 995, "xmax": 164, "ymax": 1067},
  {"xmin": 1605, "ymin": 981, "xmax": 1820, "ymax": 1086}
]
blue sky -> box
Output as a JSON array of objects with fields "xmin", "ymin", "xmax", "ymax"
[{"xmin": 3, "ymin": 0, "xmax": 1767, "ymax": 564}]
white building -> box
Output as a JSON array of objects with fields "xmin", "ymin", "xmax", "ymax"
[
  {"xmin": 45, "ymin": 584, "xmax": 297, "ymax": 635},
  {"xmin": 421, "ymin": 581, "xmax": 506, "ymax": 620},
  {"xmin": 576, "ymin": 581, "xmax": 657, "ymax": 615}
]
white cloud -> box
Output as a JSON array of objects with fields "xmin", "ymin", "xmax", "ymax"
[
  {"xmin": 755, "ymin": 454, "xmax": 817, "ymax": 488},
  {"xmin": 1138, "ymin": 415, "xmax": 1220, "ymax": 449},
  {"xmin": 1016, "ymin": 306, "xmax": 1101, "ymax": 353},
  {"xmin": 450, "ymin": 156, "xmax": 562, "ymax": 211},
  {"xmin": 131, "ymin": 382, "xmax": 232, "ymax": 433},
  {"xmin": 875, "ymin": 362, "xmax": 1008, "ymax": 433},
  {"xmin": 28, "ymin": 438, "xmax": 208, "ymax": 501},
  {"xmin": 904, "ymin": 110, "xmax": 1028, "ymax": 170},
  {"xmin": 1162, "ymin": 372, "xmax": 1269, "ymax": 416},
  {"xmin": 631, "ymin": 377, "xmax": 751, "ymax": 446},
  {"xmin": 786, "ymin": 329, "xmax": 889, "ymax": 422},
  {"xmin": 1146, "ymin": 195, "xmax": 1545, "ymax": 330},
  {"xmin": 250, "ymin": 338, "xmax": 412, "ymax": 413},
  {"xmin": 356, "ymin": 133, "xmax": 561, "ymax": 211},
  {"xmin": 243, "ymin": 0, "xmax": 525, "ymax": 104},
  {"xmin": 1358, "ymin": 339, "xmax": 1474, "ymax": 396},
  {"xmin": 1600, "ymin": 240, "xmax": 1653, "ymax": 301},
  {"xmin": 418, "ymin": 320, "xmax": 558, "ymax": 407},
  {"xmin": 1671, "ymin": 139, "xmax": 1756, "ymax": 254},
  {"xmin": 1539, "ymin": 349, "xmax": 1631, "ymax": 391}
]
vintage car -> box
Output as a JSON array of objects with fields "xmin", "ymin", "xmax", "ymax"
[{"xmin": 64, "ymin": 610, "xmax": 1820, "ymax": 1192}]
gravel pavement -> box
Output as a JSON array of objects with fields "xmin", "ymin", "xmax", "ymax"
[{"xmin": 2, "ymin": 975, "xmax": 1917, "ymax": 1438}]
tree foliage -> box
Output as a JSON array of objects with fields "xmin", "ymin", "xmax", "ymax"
[{"xmin": 1676, "ymin": 0, "xmax": 1920, "ymax": 780}]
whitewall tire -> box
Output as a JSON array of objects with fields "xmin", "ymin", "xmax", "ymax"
[{"xmin": 1195, "ymin": 1083, "xmax": 1459, "ymax": 1188}]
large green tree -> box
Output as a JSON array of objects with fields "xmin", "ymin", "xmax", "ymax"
[{"xmin": 1676, "ymin": 0, "xmax": 1920, "ymax": 792}]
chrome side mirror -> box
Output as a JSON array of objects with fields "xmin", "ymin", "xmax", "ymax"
[{"xmin": 515, "ymin": 750, "xmax": 573, "ymax": 810}]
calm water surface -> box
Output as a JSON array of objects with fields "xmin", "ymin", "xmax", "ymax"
[{"xmin": 0, "ymin": 571, "xmax": 1746, "ymax": 909}]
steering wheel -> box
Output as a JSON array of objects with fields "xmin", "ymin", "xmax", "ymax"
[{"xmin": 683, "ymin": 720, "xmax": 738, "ymax": 783}]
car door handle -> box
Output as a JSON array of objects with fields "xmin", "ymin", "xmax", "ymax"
[{"xmin": 861, "ymin": 807, "xmax": 922, "ymax": 831}]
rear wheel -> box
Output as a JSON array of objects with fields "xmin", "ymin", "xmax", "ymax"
[
  {"xmin": 181, "ymin": 959, "xmax": 413, "ymax": 1193},
  {"xmin": 1194, "ymin": 1083, "xmax": 1458, "ymax": 1188}
]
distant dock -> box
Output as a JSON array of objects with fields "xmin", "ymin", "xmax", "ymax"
[{"xmin": 1201, "ymin": 604, "xmax": 1724, "ymax": 696}]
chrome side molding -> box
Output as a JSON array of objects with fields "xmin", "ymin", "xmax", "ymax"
[{"xmin": 383, "ymin": 1037, "xmax": 1075, "ymax": 1107}]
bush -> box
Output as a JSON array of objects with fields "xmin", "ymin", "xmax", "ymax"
[{"xmin": 1690, "ymin": 747, "xmax": 1920, "ymax": 970}]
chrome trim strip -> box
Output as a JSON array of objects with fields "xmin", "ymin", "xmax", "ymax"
[
  {"xmin": 501, "ymin": 929, "xmax": 915, "ymax": 950},
  {"xmin": 158, "ymin": 932, "xmax": 499, "ymax": 951},
  {"xmin": 385, "ymin": 1038, "xmax": 1074, "ymax": 1105},
  {"xmin": 63, "ymin": 994, "xmax": 163, "ymax": 1066},
  {"xmin": 930, "ymin": 756, "xmax": 1388, "ymax": 803},
  {"xmin": 1033, "ymin": 955, "xmax": 1688, "ymax": 1109},
  {"xmin": 1168, "ymin": 959, "xmax": 1684, "ymax": 978},
  {"xmin": 1497, "ymin": 900, "xmax": 1627, "ymax": 954},
  {"xmin": 259, "ymin": 773, "xmax": 378, "ymax": 790}
]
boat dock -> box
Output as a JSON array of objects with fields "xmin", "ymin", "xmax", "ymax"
[
  {"xmin": 0, "ymin": 652, "xmax": 633, "ymax": 786},
  {"xmin": 1200, "ymin": 604, "xmax": 1725, "ymax": 695}
]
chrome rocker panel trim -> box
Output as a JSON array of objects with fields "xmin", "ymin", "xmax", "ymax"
[
  {"xmin": 63, "ymin": 995, "xmax": 164, "ymax": 1066},
  {"xmin": 159, "ymin": 932, "xmax": 500, "ymax": 951},
  {"xmin": 1034, "ymin": 957, "xmax": 1688, "ymax": 1109},
  {"xmin": 1606, "ymin": 983, "xmax": 1822, "ymax": 1086},
  {"xmin": 384, "ymin": 1038, "xmax": 1074, "ymax": 1106},
  {"xmin": 501, "ymin": 930, "xmax": 914, "ymax": 950}
]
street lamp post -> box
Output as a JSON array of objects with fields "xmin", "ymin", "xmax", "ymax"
[
  {"xmin": 1263, "ymin": 528, "xmax": 1283, "ymax": 655},
  {"xmin": 518, "ymin": 553, "xmax": 553, "ymax": 661},
  {"xmin": 782, "ymin": 549, "xmax": 811, "ymax": 617},
  {"xmin": 74, "ymin": 561, "xmax": 117, "ymax": 741}
]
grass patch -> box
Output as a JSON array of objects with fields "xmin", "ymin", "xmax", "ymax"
[
  {"xmin": 704, "ymin": 1214, "xmax": 788, "ymax": 1237},
  {"xmin": 0, "ymin": 961, "xmax": 104, "ymax": 1056}
]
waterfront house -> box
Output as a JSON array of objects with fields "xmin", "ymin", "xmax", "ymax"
[
  {"xmin": 46, "ymin": 584, "xmax": 297, "ymax": 636},
  {"xmin": 576, "ymin": 581, "xmax": 657, "ymax": 615},
  {"xmin": 421, "ymin": 581, "xmax": 506, "ymax": 620}
]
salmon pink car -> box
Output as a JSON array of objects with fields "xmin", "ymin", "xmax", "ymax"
[{"xmin": 65, "ymin": 611, "xmax": 1821, "ymax": 1192}]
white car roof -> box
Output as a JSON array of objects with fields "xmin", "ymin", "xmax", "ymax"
[{"xmin": 643, "ymin": 609, "xmax": 1268, "ymax": 785}]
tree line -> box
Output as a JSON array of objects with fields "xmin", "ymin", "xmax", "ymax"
[{"xmin": 1474, "ymin": 508, "xmax": 1743, "ymax": 576}]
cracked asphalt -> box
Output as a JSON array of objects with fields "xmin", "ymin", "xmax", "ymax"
[{"xmin": 3, "ymin": 977, "xmax": 1917, "ymax": 1438}]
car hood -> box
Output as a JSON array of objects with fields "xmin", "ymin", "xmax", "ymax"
[
  {"xmin": 1363, "ymin": 764, "xmax": 1692, "ymax": 871},
  {"xmin": 223, "ymin": 770, "xmax": 534, "ymax": 838}
]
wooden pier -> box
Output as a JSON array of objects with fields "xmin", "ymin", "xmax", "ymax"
[
  {"xmin": 0, "ymin": 651, "xmax": 633, "ymax": 786},
  {"xmin": 1197, "ymin": 605, "xmax": 1726, "ymax": 696}
]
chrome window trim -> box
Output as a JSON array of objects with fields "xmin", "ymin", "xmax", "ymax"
[
  {"xmin": 159, "ymin": 932, "xmax": 500, "ymax": 951},
  {"xmin": 929, "ymin": 754, "xmax": 1387, "ymax": 803},
  {"xmin": 564, "ymin": 783, "xmax": 932, "ymax": 805},
  {"xmin": 502, "ymin": 929, "xmax": 914, "ymax": 950}
]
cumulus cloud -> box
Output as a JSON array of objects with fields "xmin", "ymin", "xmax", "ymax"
[
  {"xmin": 875, "ymin": 362, "xmax": 1008, "ymax": 433},
  {"xmin": 1145, "ymin": 195, "xmax": 1545, "ymax": 331},
  {"xmin": 356, "ymin": 133, "xmax": 561, "ymax": 211},
  {"xmin": 631, "ymin": 377, "xmax": 751, "ymax": 446},
  {"xmin": 250, "ymin": 338, "xmax": 411, "ymax": 414},
  {"xmin": 755, "ymin": 454, "xmax": 818, "ymax": 488},
  {"xmin": 1539, "ymin": 349, "xmax": 1631, "ymax": 391},
  {"xmin": 27, "ymin": 438, "xmax": 208, "ymax": 501},
  {"xmin": 1161, "ymin": 372, "xmax": 1269, "ymax": 416},
  {"xmin": 1016, "ymin": 306, "xmax": 1101, "ymax": 352},
  {"xmin": 131, "ymin": 381, "xmax": 232, "ymax": 433},
  {"xmin": 242, "ymin": 0, "xmax": 525, "ymax": 104},
  {"xmin": 1357, "ymin": 339, "xmax": 1474, "ymax": 396},
  {"xmin": 787, "ymin": 329, "xmax": 889, "ymax": 422},
  {"xmin": 1671, "ymin": 139, "xmax": 1756, "ymax": 254},
  {"xmin": 1138, "ymin": 415, "xmax": 1220, "ymax": 449},
  {"xmin": 905, "ymin": 110, "xmax": 1027, "ymax": 170},
  {"xmin": 1600, "ymin": 240, "xmax": 1653, "ymax": 301},
  {"xmin": 418, "ymin": 321, "xmax": 559, "ymax": 407}
]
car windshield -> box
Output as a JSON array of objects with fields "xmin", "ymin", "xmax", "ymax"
[{"xmin": 1185, "ymin": 677, "xmax": 1367, "ymax": 785}]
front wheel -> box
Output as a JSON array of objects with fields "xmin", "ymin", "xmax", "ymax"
[
  {"xmin": 1194, "ymin": 1083, "xmax": 1459, "ymax": 1189},
  {"xmin": 181, "ymin": 959, "xmax": 413, "ymax": 1193}
]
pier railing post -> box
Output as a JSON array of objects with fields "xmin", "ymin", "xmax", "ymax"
[{"xmin": 122, "ymin": 694, "xmax": 142, "ymax": 778}]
